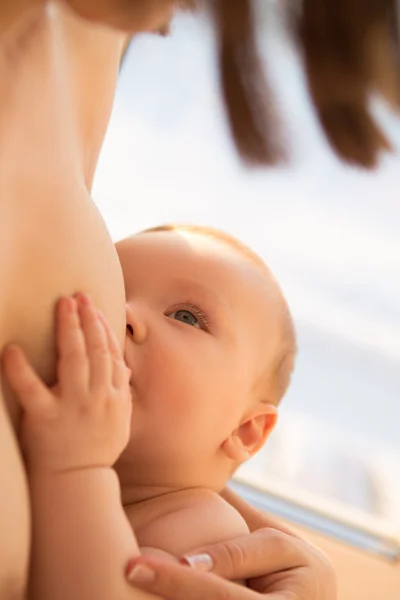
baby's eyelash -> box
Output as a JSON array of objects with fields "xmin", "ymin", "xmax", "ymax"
[
  {"xmin": 185, "ymin": 302, "xmax": 210, "ymax": 331},
  {"xmin": 168, "ymin": 301, "xmax": 211, "ymax": 332}
]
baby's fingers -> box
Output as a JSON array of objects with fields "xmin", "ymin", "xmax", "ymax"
[
  {"xmin": 57, "ymin": 297, "xmax": 88, "ymax": 395},
  {"xmin": 2, "ymin": 345, "xmax": 53, "ymax": 414},
  {"xmin": 97, "ymin": 310, "xmax": 129, "ymax": 389},
  {"xmin": 76, "ymin": 294, "xmax": 111, "ymax": 392}
]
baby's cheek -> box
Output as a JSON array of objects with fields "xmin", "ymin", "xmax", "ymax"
[{"xmin": 145, "ymin": 338, "xmax": 224, "ymax": 427}]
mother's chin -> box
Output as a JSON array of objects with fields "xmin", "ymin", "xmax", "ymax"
[{"xmin": 64, "ymin": 0, "xmax": 177, "ymax": 33}]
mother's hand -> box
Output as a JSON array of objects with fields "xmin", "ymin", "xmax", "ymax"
[{"xmin": 126, "ymin": 488, "xmax": 337, "ymax": 599}]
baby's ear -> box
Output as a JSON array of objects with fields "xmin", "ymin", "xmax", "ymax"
[{"xmin": 221, "ymin": 404, "xmax": 278, "ymax": 463}]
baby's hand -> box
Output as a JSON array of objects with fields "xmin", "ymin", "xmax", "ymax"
[{"xmin": 2, "ymin": 294, "xmax": 132, "ymax": 474}]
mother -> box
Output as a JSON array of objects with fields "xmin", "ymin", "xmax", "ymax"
[{"xmin": 2, "ymin": 1, "xmax": 392, "ymax": 599}]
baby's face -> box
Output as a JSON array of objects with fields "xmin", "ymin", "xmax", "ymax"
[{"xmin": 115, "ymin": 230, "xmax": 283, "ymax": 487}]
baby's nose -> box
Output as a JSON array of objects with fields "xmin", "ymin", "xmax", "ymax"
[{"xmin": 125, "ymin": 304, "xmax": 147, "ymax": 344}]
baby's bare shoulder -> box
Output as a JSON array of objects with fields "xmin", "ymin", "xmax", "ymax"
[{"xmin": 135, "ymin": 488, "xmax": 249, "ymax": 558}]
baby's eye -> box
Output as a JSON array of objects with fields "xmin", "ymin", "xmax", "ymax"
[{"xmin": 168, "ymin": 309, "xmax": 201, "ymax": 328}]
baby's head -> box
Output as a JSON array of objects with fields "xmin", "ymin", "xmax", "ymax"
[{"xmin": 115, "ymin": 225, "xmax": 296, "ymax": 493}]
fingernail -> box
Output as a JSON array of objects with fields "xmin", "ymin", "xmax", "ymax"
[
  {"xmin": 127, "ymin": 564, "xmax": 156, "ymax": 583},
  {"xmin": 180, "ymin": 553, "xmax": 214, "ymax": 572},
  {"xmin": 76, "ymin": 293, "xmax": 91, "ymax": 307}
]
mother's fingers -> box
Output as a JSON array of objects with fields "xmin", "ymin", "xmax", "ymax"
[
  {"xmin": 181, "ymin": 526, "xmax": 336, "ymax": 600},
  {"xmin": 182, "ymin": 527, "xmax": 307, "ymax": 582},
  {"xmin": 126, "ymin": 558, "xmax": 264, "ymax": 600}
]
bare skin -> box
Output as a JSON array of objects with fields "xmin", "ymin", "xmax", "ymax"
[
  {"xmin": 0, "ymin": 2, "xmax": 336, "ymax": 600},
  {"xmin": 0, "ymin": 2, "xmax": 130, "ymax": 597}
]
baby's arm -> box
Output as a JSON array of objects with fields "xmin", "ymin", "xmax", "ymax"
[
  {"xmin": 136, "ymin": 489, "xmax": 250, "ymax": 563},
  {"xmin": 2, "ymin": 295, "xmax": 158, "ymax": 600}
]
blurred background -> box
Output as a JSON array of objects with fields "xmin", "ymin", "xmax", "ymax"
[{"xmin": 93, "ymin": 1, "xmax": 400, "ymax": 547}]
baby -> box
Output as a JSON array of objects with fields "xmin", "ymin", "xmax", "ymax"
[
  {"xmin": 115, "ymin": 224, "xmax": 296, "ymax": 559},
  {"xmin": 3, "ymin": 224, "xmax": 296, "ymax": 594}
]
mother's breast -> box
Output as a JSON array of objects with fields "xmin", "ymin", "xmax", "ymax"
[
  {"xmin": 0, "ymin": 3, "xmax": 127, "ymax": 427},
  {"xmin": 2, "ymin": 185, "xmax": 126, "ymax": 402}
]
